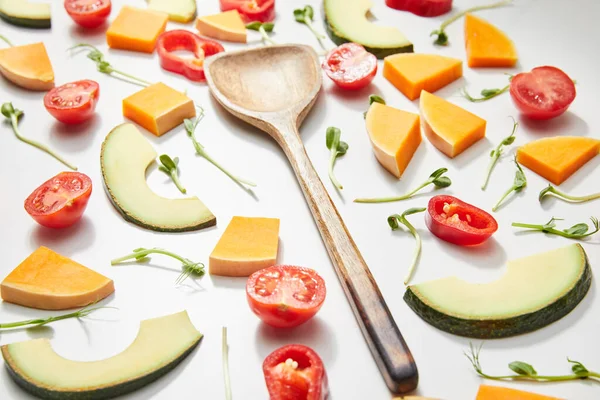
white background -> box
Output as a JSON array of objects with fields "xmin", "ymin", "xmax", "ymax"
[{"xmin": 1, "ymin": 0, "xmax": 599, "ymax": 399}]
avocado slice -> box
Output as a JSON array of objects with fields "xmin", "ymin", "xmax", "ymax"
[
  {"xmin": 404, "ymin": 244, "xmax": 591, "ymax": 338},
  {"xmin": 2, "ymin": 311, "xmax": 202, "ymax": 400},
  {"xmin": 101, "ymin": 123, "xmax": 216, "ymax": 232},
  {"xmin": 147, "ymin": 0, "xmax": 196, "ymax": 23},
  {"xmin": 0, "ymin": 0, "xmax": 51, "ymax": 29},
  {"xmin": 324, "ymin": 0, "xmax": 413, "ymax": 59}
]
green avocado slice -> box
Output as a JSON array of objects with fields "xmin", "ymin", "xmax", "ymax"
[{"xmin": 404, "ymin": 244, "xmax": 592, "ymax": 338}]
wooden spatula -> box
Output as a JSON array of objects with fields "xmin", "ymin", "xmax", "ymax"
[{"xmin": 204, "ymin": 44, "xmax": 418, "ymax": 394}]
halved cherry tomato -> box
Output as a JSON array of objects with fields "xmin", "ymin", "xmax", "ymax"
[
  {"xmin": 220, "ymin": 0, "xmax": 275, "ymax": 23},
  {"xmin": 322, "ymin": 43, "xmax": 377, "ymax": 91},
  {"xmin": 263, "ymin": 344, "xmax": 329, "ymax": 400},
  {"xmin": 246, "ymin": 265, "xmax": 326, "ymax": 328},
  {"xmin": 24, "ymin": 172, "xmax": 92, "ymax": 229},
  {"xmin": 385, "ymin": 0, "xmax": 452, "ymax": 17},
  {"xmin": 64, "ymin": 0, "xmax": 112, "ymax": 28},
  {"xmin": 425, "ymin": 195, "xmax": 498, "ymax": 246},
  {"xmin": 156, "ymin": 30, "xmax": 224, "ymax": 82},
  {"xmin": 44, "ymin": 80, "xmax": 100, "ymax": 124},
  {"xmin": 510, "ymin": 66, "xmax": 576, "ymax": 120}
]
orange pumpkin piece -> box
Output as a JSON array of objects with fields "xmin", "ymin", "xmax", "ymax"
[
  {"xmin": 476, "ymin": 384, "xmax": 562, "ymax": 400},
  {"xmin": 106, "ymin": 6, "xmax": 168, "ymax": 53},
  {"xmin": 365, "ymin": 102, "xmax": 421, "ymax": 178},
  {"xmin": 465, "ymin": 14, "xmax": 518, "ymax": 68},
  {"xmin": 383, "ymin": 54, "xmax": 462, "ymax": 100},
  {"xmin": 1, "ymin": 247, "xmax": 114, "ymax": 310},
  {"xmin": 517, "ymin": 136, "xmax": 600, "ymax": 185},
  {"xmin": 0, "ymin": 42, "xmax": 54, "ymax": 91},
  {"xmin": 420, "ymin": 90, "xmax": 486, "ymax": 158}
]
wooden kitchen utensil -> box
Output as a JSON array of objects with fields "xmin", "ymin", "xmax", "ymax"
[{"xmin": 204, "ymin": 44, "xmax": 418, "ymax": 394}]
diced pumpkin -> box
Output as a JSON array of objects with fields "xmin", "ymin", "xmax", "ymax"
[
  {"xmin": 1, "ymin": 247, "xmax": 114, "ymax": 310},
  {"xmin": 210, "ymin": 216, "xmax": 280, "ymax": 277},
  {"xmin": 516, "ymin": 136, "xmax": 600, "ymax": 185},
  {"xmin": 122, "ymin": 83, "xmax": 196, "ymax": 136},
  {"xmin": 476, "ymin": 384, "xmax": 562, "ymax": 400},
  {"xmin": 0, "ymin": 42, "xmax": 54, "ymax": 91},
  {"xmin": 383, "ymin": 54, "xmax": 462, "ymax": 100},
  {"xmin": 195, "ymin": 10, "xmax": 247, "ymax": 43},
  {"xmin": 420, "ymin": 90, "xmax": 486, "ymax": 158},
  {"xmin": 465, "ymin": 14, "xmax": 517, "ymax": 68},
  {"xmin": 106, "ymin": 6, "xmax": 168, "ymax": 53},
  {"xmin": 365, "ymin": 102, "xmax": 421, "ymax": 178}
]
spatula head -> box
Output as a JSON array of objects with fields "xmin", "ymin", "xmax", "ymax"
[{"xmin": 204, "ymin": 45, "xmax": 322, "ymax": 139}]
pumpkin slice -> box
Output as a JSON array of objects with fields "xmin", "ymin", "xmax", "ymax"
[
  {"xmin": 383, "ymin": 54, "xmax": 462, "ymax": 100},
  {"xmin": 465, "ymin": 14, "xmax": 517, "ymax": 68},
  {"xmin": 476, "ymin": 384, "xmax": 562, "ymax": 400},
  {"xmin": 365, "ymin": 102, "xmax": 421, "ymax": 178},
  {"xmin": 420, "ymin": 90, "xmax": 486, "ymax": 158},
  {"xmin": 517, "ymin": 136, "xmax": 600, "ymax": 185},
  {"xmin": 2, "ymin": 311, "xmax": 202, "ymax": 399},
  {"xmin": 0, "ymin": 42, "xmax": 54, "ymax": 91},
  {"xmin": 195, "ymin": 10, "xmax": 247, "ymax": 43},
  {"xmin": 1, "ymin": 247, "xmax": 114, "ymax": 310}
]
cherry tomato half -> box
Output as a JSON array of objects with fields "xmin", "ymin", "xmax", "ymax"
[
  {"xmin": 246, "ymin": 265, "xmax": 326, "ymax": 328},
  {"xmin": 510, "ymin": 66, "xmax": 576, "ymax": 120},
  {"xmin": 322, "ymin": 43, "xmax": 377, "ymax": 91},
  {"xmin": 44, "ymin": 80, "xmax": 100, "ymax": 125},
  {"xmin": 219, "ymin": 0, "xmax": 275, "ymax": 23},
  {"xmin": 24, "ymin": 172, "xmax": 92, "ymax": 229},
  {"xmin": 425, "ymin": 195, "xmax": 498, "ymax": 246},
  {"xmin": 64, "ymin": 0, "xmax": 112, "ymax": 28}
]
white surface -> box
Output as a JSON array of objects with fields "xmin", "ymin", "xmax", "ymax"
[{"xmin": 0, "ymin": 0, "xmax": 598, "ymax": 399}]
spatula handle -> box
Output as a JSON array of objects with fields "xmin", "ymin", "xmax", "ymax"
[{"xmin": 278, "ymin": 125, "xmax": 418, "ymax": 394}]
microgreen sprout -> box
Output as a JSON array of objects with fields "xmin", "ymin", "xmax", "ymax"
[
  {"xmin": 222, "ymin": 327, "xmax": 232, "ymax": 400},
  {"xmin": 539, "ymin": 184, "xmax": 600, "ymax": 204},
  {"xmin": 1, "ymin": 102, "xmax": 77, "ymax": 170},
  {"xmin": 325, "ymin": 126, "xmax": 348, "ymax": 190},
  {"xmin": 294, "ymin": 5, "xmax": 328, "ymax": 51},
  {"xmin": 492, "ymin": 158, "xmax": 526, "ymax": 212},
  {"xmin": 388, "ymin": 207, "xmax": 427, "ymax": 285},
  {"xmin": 355, "ymin": 168, "xmax": 451, "ymax": 203},
  {"xmin": 482, "ymin": 118, "xmax": 518, "ymax": 190},
  {"xmin": 246, "ymin": 22, "xmax": 276, "ymax": 45},
  {"xmin": 0, "ymin": 34, "xmax": 14, "ymax": 47},
  {"xmin": 0, "ymin": 303, "xmax": 111, "ymax": 330},
  {"xmin": 512, "ymin": 216, "xmax": 599, "ymax": 240},
  {"xmin": 159, "ymin": 154, "xmax": 186, "ymax": 194}
]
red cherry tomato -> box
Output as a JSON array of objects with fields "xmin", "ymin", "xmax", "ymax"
[
  {"xmin": 64, "ymin": 0, "xmax": 112, "ymax": 28},
  {"xmin": 246, "ymin": 265, "xmax": 326, "ymax": 328},
  {"xmin": 322, "ymin": 43, "xmax": 377, "ymax": 91},
  {"xmin": 510, "ymin": 66, "xmax": 576, "ymax": 120},
  {"xmin": 219, "ymin": 0, "xmax": 275, "ymax": 23},
  {"xmin": 385, "ymin": 0, "xmax": 452, "ymax": 17},
  {"xmin": 44, "ymin": 80, "xmax": 100, "ymax": 125},
  {"xmin": 263, "ymin": 344, "xmax": 329, "ymax": 400},
  {"xmin": 24, "ymin": 172, "xmax": 92, "ymax": 229},
  {"xmin": 425, "ymin": 195, "xmax": 498, "ymax": 246}
]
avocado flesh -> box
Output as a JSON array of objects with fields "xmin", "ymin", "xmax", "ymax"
[
  {"xmin": 2, "ymin": 311, "xmax": 202, "ymax": 399},
  {"xmin": 101, "ymin": 124, "xmax": 216, "ymax": 232},
  {"xmin": 0, "ymin": 0, "xmax": 51, "ymax": 28},
  {"xmin": 405, "ymin": 244, "xmax": 591, "ymax": 338},
  {"xmin": 147, "ymin": 0, "xmax": 196, "ymax": 23}
]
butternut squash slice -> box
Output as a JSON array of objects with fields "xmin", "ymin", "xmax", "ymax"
[
  {"xmin": 0, "ymin": 42, "xmax": 54, "ymax": 91},
  {"xmin": 476, "ymin": 384, "xmax": 562, "ymax": 400},
  {"xmin": 420, "ymin": 90, "xmax": 486, "ymax": 158},
  {"xmin": 465, "ymin": 14, "xmax": 517, "ymax": 68},
  {"xmin": 1, "ymin": 247, "xmax": 114, "ymax": 310},
  {"xmin": 517, "ymin": 136, "xmax": 600, "ymax": 185},
  {"xmin": 365, "ymin": 102, "xmax": 421, "ymax": 178},
  {"xmin": 196, "ymin": 10, "xmax": 247, "ymax": 43},
  {"xmin": 383, "ymin": 54, "xmax": 462, "ymax": 100}
]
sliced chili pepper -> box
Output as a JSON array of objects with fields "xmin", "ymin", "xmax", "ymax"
[
  {"xmin": 263, "ymin": 344, "xmax": 328, "ymax": 400},
  {"xmin": 220, "ymin": 0, "xmax": 275, "ymax": 23},
  {"xmin": 156, "ymin": 30, "xmax": 224, "ymax": 82},
  {"xmin": 425, "ymin": 195, "xmax": 498, "ymax": 246}
]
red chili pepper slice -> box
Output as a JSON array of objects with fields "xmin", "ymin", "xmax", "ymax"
[
  {"xmin": 425, "ymin": 195, "xmax": 498, "ymax": 246},
  {"xmin": 219, "ymin": 0, "xmax": 275, "ymax": 23},
  {"xmin": 263, "ymin": 344, "xmax": 329, "ymax": 400},
  {"xmin": 156, "ymin": 30, "xmax": 224, "ymax": 82}
]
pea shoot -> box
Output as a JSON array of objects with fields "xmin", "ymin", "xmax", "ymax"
[
  {"xmin": 481, "ymin": 118, "xmax": 517, "ymax": 190},
  {"xmin": 388, "ymin": 208, "xmax": 427, "ymax": 285},
  {"xmin": 325, "ymin": 126, "xmax": 348, "ymax": 190},
  {"xmin": 246, "ymin": 22, "xmax": 276, "ymax": 45},
  {"xmin": 355, "ymin": 168, "xmax": 451, "ymax": 203},
  {"xmin": 158, "ymin": 154, "xmax": 186, "ymax": 194},
  {"xmin": 222, "ymin": 327, "xmax": 232, "ymax": 400},
  {"xmin": 0, "ymin": 303, "xmax": 110, "ymax": 330},
  {"xmin": 492, "ymin": 159, "xmax": 526, "ymax": 212},
  {"xmin": 539, "ymin": 184, "xmax": 600, "ymax": 204},
  {"xmin": 512, "ymin": 216, "xmax": 599, "ymax": 240},
  {"xmin": 462, "ymin": 80, "xmax": 511, "ymax": 103},
  {"xmin": 294, "ymin": 5, "xmax": 328, "ymax": 51}
]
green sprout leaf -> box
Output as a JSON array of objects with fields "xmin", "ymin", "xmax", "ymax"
[
  {"xmin": 159, "ymin": 154, "xmax": 186, "ymax": 194},
  {"xmin": 326, "ymin": 127, "xmax": 348, "ymax": 190},
  {"xmin": 293, "ymin": 5, "xmax": 327, "ymax": 50},
  {"xmin": 387, "ymin": 207, "xmax": 426, "ymax": 285},
  {"xmin": 509, "ymin": 361, "xmax": 538, "ymax": 376},
  {"xmin": 538, "ymin": 184, "xmax": 600, "ymax": 204},
  {"xmin": 482, "ymin": 118, "xmax": 518, "ymax": 190},
  {"xmin": 492, "ymin": 158, "xmax": 526, "ymax": 212},
  {"xmin": 512, "ymin": 216, "xmax": 599, "ymax": 240},
  {"xmin": 246, "ymin": 22, "xmax": 277, "ymax": 45}
]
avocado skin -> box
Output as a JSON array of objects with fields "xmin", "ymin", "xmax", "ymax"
[
  {"xmin": 403, "ymin": 248, "xmax": 592, "ymax": 339},
  {"xmin": 0, "ymin": 11, "xmax": 50, "ymax": 29},
  {"xmin": 2, "ymin": 336, "xmax": 202, "ymax": 400}
]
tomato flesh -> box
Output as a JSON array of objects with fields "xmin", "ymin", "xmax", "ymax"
[
  {"xmin": 509, "ymin": 66, "xmax": 576, "ymax": 120},
  {"xmin": 246, "ymin": 265, "xmax": 326, "ymax": 328},
  {"xmin": 263, "ymin": 344, "xmax": 328, "ymax": 400},
  {"xmin": 24, "ymin": 172, "xmax": 92, "ymax": 229},
  {"xmin": 65, "ymin": 0, "xmax": 111, "ymax": 28},
  {"xmin": 44, "ymin": 80, "xmax": 100, "ymax": 125},
  {"xmin": 219, "ymin": 0, "xmax": 275, "ymax": 22},
  {"xmin": 425, "ymin": 195, "xmax": 498, "ymax": 246},
  {"xmin": 385, "ymin": 0, "xmax": 452, "ymax": 17},
  {"xmin": 322, "ymin": 43, "xmax": 377, "ymax": 90}
]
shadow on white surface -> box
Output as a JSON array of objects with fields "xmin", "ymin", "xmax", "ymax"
[
  {"xmin": 29, "ymin": 216, "xmax": 96, "ymax": 256},
  {"xmin": 68, "ymin": 22, "xmax": 109, "ymax": 39},
  {"xmin": 518, "ymin": 111, "xmax": 590, "ymax": 136},
  {"xmin": 210, "ymin": 276, "xmax": 246, "ymax": 290},
  {"xmin": 49, "ymin": 114, "xmax": 101, "ymax": 152},
  {"xmin": 433, "ymin": 237, "xmax": 508, "ymax": 272}
]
